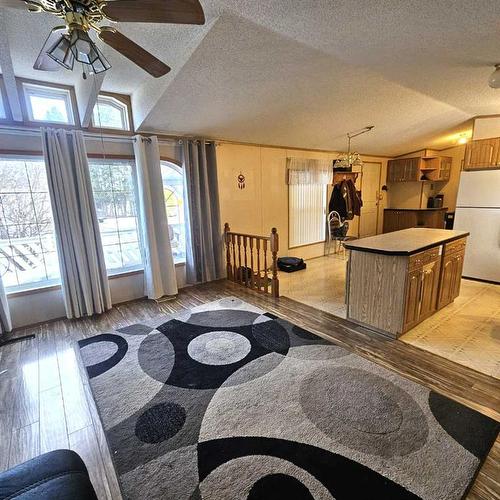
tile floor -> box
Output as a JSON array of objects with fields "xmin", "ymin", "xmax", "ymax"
[{"xmin": 280, "ymin": 254, "xmax": 500, "ymax": 378}]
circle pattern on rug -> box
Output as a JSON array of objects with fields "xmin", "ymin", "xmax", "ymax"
[
  {"xmin": 248, "ymin": 473, "xmax": 314, "ymax": 500},
  {"xmin": 300, "ymin": 366, "xmax": 428, "ymax": 457},
  {"xmin": 188, "ymin": 331, "xmax": 252, "ymax": 365},
  {"xmin": 135, "ymin": 402, "xmax": 186, "ymax": 444}
]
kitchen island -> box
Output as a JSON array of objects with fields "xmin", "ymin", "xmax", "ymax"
[{"xmin": 344, "ymin": 228, "xmax": 469, "ymax": 338}]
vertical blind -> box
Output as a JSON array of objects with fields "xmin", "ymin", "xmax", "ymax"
[{"xmin": 289, "ymin": 184, "xmax": 327, "ymax": 247}]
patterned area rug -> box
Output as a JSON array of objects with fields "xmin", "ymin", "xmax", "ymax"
[{"xmin": 77, "ymin": 297, "xmax": 499, "ymax": 500}]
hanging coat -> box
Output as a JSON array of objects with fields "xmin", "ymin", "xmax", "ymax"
[{"xmin": 328, "ymin": 180, "xmax": 363, "ymax": 221}]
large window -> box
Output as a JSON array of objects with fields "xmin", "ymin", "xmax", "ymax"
[
  {"xmin": 22, "ymin": 82, "xmax": 75, "ymax": 125},
  {"xmin": 289, "ymin": 184, "xmax": 327, "ymax": 247},
  {"xmin": 92, "ymin": 94, "xmax": 131, "ymax": 131},
  {"xmin": 0, "ymin": 157, "xmax": 60, "ymax": 291},
  {"xmin": 89, "ymin": 159, "xmax": 142, "ymax": 273},
  {"xmin": 161, "ymin": 161, "xmax": 186, "ymax": 263}
]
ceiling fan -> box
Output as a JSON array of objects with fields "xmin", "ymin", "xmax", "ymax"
[{"xmin": 1, "ymin": 0, "xmax": 205, "ymax": 77}]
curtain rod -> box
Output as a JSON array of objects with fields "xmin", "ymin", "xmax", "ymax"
[{"xmin": 0, "ymin": 126, "xmax": 214, "ymax": 146}]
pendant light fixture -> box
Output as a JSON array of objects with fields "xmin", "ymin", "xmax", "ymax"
[{"xmin": 334, "ymin": 126, "xmax": 374, "ymax": 171}]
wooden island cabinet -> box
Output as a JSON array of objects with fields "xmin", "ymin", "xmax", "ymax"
[{"xmin": 344, "ymin": 228, "xmax": 469, "ymax": 338}]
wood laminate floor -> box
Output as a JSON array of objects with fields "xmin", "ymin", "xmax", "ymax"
[
  {"xmin": 0, "ymin": 280, "xmax": 499, "ymax": 499},
  {"xmin": 280, "ymin": 254, "xmax": 500, "ymax": 379}
]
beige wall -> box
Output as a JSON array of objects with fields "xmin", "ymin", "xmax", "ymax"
[{"xmin": 217, "ymin": 143, "xmax": 388, "ymax": 260}]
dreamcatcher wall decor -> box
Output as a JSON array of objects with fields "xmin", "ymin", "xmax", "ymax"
[{"xmin": 237, "ymin": 172, "xmax": 246, "ymax": 189}]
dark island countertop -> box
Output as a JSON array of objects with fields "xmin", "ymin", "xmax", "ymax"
[
  {"xmin": 343, "ymin": 228, "xmax": 469, "ymax": 255},
  {"xmin": 384, "ymin": 207, "xmax": 448, "ymax": 211}
]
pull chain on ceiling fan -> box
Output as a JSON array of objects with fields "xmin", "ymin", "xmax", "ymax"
[{"xmin": 2, "ymin": 0, "xmax": 206, "ymax": 77}]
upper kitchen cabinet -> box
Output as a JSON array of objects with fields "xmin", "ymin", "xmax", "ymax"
[
  {"xmin": 463, "ymin": 137, "xmax": 500, "ymax": 170},
  {"xmin": 387, "ymin": 155, "xmax": 452, "ymax": 182},
  {"xmin": 387, "ymin": 157, "xmax": 420, "ymax": 182}
]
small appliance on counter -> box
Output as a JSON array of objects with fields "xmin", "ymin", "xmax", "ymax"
[{"xmin": 427, "ymin": 194, "xmax": 444, "ymax": 208}]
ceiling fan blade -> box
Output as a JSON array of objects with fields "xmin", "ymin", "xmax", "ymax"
[
  {"xmin": 33, "ymin": 27, "xmax": 66, "ymax": 71},
  {"xmin": 101, "ymin": 0, "xmax": 205, "ymax": 24},
  {"xmin": 98, "ymin": 29, "xmax": 170, "ymax": 78}
]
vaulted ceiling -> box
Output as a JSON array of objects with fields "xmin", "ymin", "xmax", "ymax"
[{"xmin": 2, "ymin": 0, "xmax": 500, "ymax": 155}]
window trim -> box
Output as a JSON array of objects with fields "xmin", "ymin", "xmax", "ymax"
[
  {"xmin": 17, "ymin": 78, "xmax": 80, "ymax": 128},
  {"xmin": 0, "ymin": 76, "xmax": 12, "ymax": 123},
  {"xmin": 89, "ymin": 92, "xmax": 134, "ymax": 134},
  {"xmin": 0, "ymin": 154, "xmax": 62, "ymax": 293}
]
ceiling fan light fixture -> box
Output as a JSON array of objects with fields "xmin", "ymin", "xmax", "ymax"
[
  {"xmin": 47, "ymin": 34, "xmax": 75, "ymax": 70},
  {"xmin": 488, "ymin": 64, "xmax": 500, "ymax": 89},
  {"xmin": 88, "ymin": 52, "xmax": 112, "ymax": 74},
  {"xmin": 69, "ymin": 29, "xmax": 100, "ymax": 65}
]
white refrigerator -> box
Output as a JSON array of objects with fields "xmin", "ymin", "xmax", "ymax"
[{"xmin": 454, "ymin": 170, "xmax": 500, "ymax": 283}]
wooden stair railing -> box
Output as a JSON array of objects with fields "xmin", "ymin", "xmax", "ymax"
[{"xmin": 224, "ymin": 223, "xmax": 279, "ymax": 297}]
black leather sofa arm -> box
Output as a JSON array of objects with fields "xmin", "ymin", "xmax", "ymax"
[{"xmin": 0, "ymin": 449, "xmax": 98, "ymax": 500}]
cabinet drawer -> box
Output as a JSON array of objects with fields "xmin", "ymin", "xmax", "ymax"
[
  {"xmin": 444, "ymin": 238, "xmax": 466, "ymax": 255},
  {"xmin": 423, "ymin": 247, "xmax": 440, "ymax": 263},
  {"xmin": 409, "ymin": 251, "xmax": 425, "ymax": 271},
  {"xmin": 409, "ymin": 247, "xmax": 440, "ymax": 271}
]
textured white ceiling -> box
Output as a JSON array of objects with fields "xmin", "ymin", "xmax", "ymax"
[{"xmin": 2, "ymin": 0, "xmax": 500, "ymax": 154}]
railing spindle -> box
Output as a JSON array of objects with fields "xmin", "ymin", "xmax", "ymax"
[
  {"xmin": 249, "ymin": 236, "xmax": 254, "ymax": 289},
  {"xmin": 263, "ymin": 239, "xmax": 269, "ymax": 294}
]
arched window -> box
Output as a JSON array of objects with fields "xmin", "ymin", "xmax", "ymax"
[
  {"xmin": 160, "ymin": 161, "xmax": 186, "ymax": 263},
  {"xmin": 92, "ymin": 95, "xmax": 130, "ymax": 131}
]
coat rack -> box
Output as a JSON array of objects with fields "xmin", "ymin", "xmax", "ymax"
[{"xmin": 332, "ymin": 171, "xmax": 360, "ymax": 185}]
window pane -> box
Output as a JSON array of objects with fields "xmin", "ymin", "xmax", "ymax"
[
  {"xmin": 161, "ymin": 162, "xmax": 186, "ymax": 263},
  {"xmin": 29, "ymin": 95, "xmax": 69, "ymax": 123},
  {"xmin": 89, "ymin": 159, "xmax": 142, "ymax": 273},
  {"xmin": 23, "ymin": 83, "xmax": 74, "ymax": 125},
  {"xmin": 289, "ymin": 184, "xmax": 327, "ymax": 247},
  {"xmin": 92, "ymin": 96, "xmax": 129, "ymax": 130},
  {"xmin": 0, "ymin": 158, "xmax": 60, "ymax": 291}
]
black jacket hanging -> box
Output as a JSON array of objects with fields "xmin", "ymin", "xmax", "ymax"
[{"xmin": 328, "ymin": 184, "xmax": 348, "ymax": 219}]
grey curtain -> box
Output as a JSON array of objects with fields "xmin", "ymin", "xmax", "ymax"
[
  {"xmin": 133, "ymin": 135, "xmax": 178, "ymax": 299},
  {"xmin": 0, "ymin": 276, "xmax": 12, "ymax": 334},
  {"xmin": 182, "ymin": 139, "xmax": 223, "ymax": 284},
  {"xmin": 41, "ymin": 128, "xmax": 111, "ymax": 319}
]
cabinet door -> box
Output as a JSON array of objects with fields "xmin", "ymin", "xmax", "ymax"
[
  {"xmin": 451, "ymin": 251, "xmax": 465, "ymax": 300},
  {"xmin": 383, "ymin": 211, "xmax": 398, "ymax": 233},
  {"xmin": 438, "ymin": 254, "xmax": 456, "ymax": 309},
  {"xmin": 404, "ymin": 269, "xmax": 422, "ymax": 329},
  {"xmin": 405, "ymin": 158, "xmax": 420, "ymax": 181},
  {"xmin": 439, "ymin": 157, "xmax": 452, "ymax": 181},
  {"xmin": 419, "ymin": 260, "xmax": 440, "ymax": 320},
  {"xmin": 387, "ymin": 160, "xmax": 401, "ymax": 182}
]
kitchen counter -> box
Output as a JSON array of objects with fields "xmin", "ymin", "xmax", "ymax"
[
  {"xmin": 344, "ymin": 228, "xmax": 469, "ymax": 255},
  {"xmin": 385, "ymin": 207, "xmax": 448, "ymax": 211},
  {"xmin": 382, "ymin": 208, "xmax": 449, "ymax": 233},
  {"xmin": 346, "ymin": 228, "xmax": 469, "ymax": 338}
]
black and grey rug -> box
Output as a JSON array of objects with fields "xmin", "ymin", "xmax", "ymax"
[{"xmin": 78, "ymin": 297, "xmax": 499, "ymax": 500}]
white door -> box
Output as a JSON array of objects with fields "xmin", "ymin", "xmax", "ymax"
[{"xmin": 359, "ymin": 162, "xmax": 382, "ymax": 238}]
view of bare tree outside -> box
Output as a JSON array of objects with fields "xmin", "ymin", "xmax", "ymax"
[
  {"xmin": 89, "ymin": 159, "xmax": 142, "ymax": 271},
  {"xmin": 161, "ymin": 161, "xmax": 186, "ymax": 263},
  {"xmin": 0, "ymin": 158, "xmax": 60, "ymax": 290}
]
